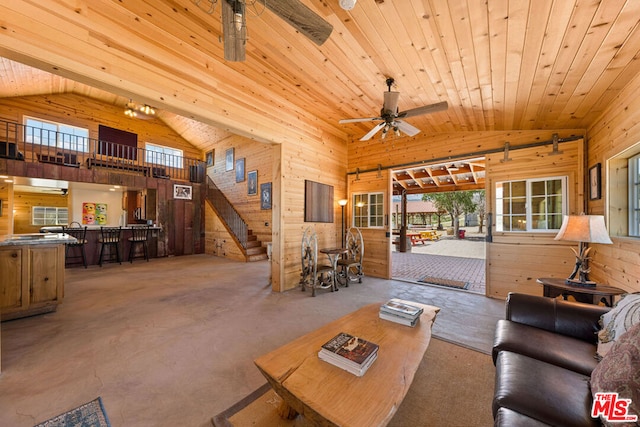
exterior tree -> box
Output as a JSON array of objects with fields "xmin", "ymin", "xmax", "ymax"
[
  {"xmin": 423, "ymin": 191, "xmax": 477, "ymax": 238},
  {"xmin": 474, "ymin": 191, "xmax": 486, "ymax": 233}
]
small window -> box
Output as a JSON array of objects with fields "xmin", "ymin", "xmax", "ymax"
[
  {"xmin": 495, "ymin": 177, "xmax": 567, "ymax": 232},
  {"xmin": 32, "ymin": 207, "xmax": 68, "ymax": 226},
  {"xmin": 629, "ymin": 153, "xmax": 640, "ymax": 236},
  {"xmin": 353, "ymin": 192, "xmax": 384, "ymax": 228},
  {"xmin": 24, "ymin": 117, "xmax": 89, "ymax": 152},
  {"xmin": 145, "ymin": 142, "xmax": 183, "ymax": 169}
]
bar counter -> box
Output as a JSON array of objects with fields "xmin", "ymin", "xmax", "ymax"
[{"xmin": 40, "ymin": 225, "xmax": 162, "ymax": 266}]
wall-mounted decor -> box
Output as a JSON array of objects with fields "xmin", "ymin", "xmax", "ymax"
[
  {"xmin": 236, "ymin": 158, "xmax": 245, "ymax": 182},
  {"xmin": 82, "ymin": 202, "xmax": 108, "ymax": 225},
  {"xmin": 304, "ymin": 180, "xmax": 334, "ymax": 223},
  {"xmin": 98, "ymin": 125, "xmax": 138, "ymax": 160},
  {"xmin": 174, "ymin": 184, "xmax": 192, "ymax": 200},
  {"xmin": 0, "ymin": 199, "xmax": 3, "ymax": 217},
  {"xmin": 205, "ymin": 150, "xmax": 214, "ymax": 168},
  {"xmin": 225, "ymin": 148, "xmax": 234, "ymax": 171},
  {"xmin": 248, "ymin": 170, "xmax": 258, "ymax": 195},
  {"xmin": 261, "ymin": 182, "xmax": 272, "ymax": 210},
  {"xmin": 589, "ymin": 163, "xmax": 601, "ymax": 200}
]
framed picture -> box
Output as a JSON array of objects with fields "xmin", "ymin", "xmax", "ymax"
[
  {"xmin": 225, "ymin": 148, "xmax": 234, "ymax": 171},
  {"xmin": 236, "ymin": 158, "xmax": 245, "ymax": 182},
  {"xmin": 247, "ymin": 170, "xmax": 258, "ymax": 195},
  {"xmin": 589, "ymin": 163, "xmax": 601, "ymax": 200},
  {"xmin": 174, "ymin": 184, "xmax": 193, "ymax": 200},
  {"xmin": 260, "ymin": 182, "xmax": 272, "ymax": 210},
  {"xmin": 205, "ymin": 150, "xmax": 214, "ymax": 168}
]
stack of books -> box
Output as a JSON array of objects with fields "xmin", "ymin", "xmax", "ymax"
[
  {"xmin": 318, "ymin": 332, "xmax": 379, "ymax": 377},
  {"xmin": 379, "ymin": 299, "xmax": 424, "ymax": 327}
]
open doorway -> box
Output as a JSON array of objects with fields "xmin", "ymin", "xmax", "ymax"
[{"xmin": 390, "ymin": 159, "xmax": 487, "ymax": 295}]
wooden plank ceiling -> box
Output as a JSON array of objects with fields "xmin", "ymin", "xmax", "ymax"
[{"xmin": 1, "ymin": 1, "xmax": 639, "ymax": 168}]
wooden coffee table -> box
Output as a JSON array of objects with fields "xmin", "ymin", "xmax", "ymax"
[{"xmin": 254, "ymin": 301, "xmax": 440, "ymax": 426}]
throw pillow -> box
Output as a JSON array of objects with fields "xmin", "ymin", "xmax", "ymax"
[
  {"xmin": 598, "ymin": 293, "xmax": 640, "ymax": 358},
  {"xmin": 591, "ymin": 322, "xmax": 640, "ymax": 427}
]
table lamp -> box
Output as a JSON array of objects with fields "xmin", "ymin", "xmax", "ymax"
[{"xmin": 554, "ymin": 214, "xmax": 612, "ymax": 286}]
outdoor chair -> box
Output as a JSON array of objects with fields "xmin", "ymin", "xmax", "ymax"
[
  {"xmin": 299, "ymin": 227, "xmax": 334, "ymax": 297},
  {"xmin": 337, "ymin": 227, "xmax": 364, "ymax": 285}
]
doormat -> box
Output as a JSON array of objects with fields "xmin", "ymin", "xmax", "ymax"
[
  {"xmin": 419, "ymin": 276, "xmax": 469, "ymax": 289},
  {"xmin": 34, "ymin": 397, "xmax": 111, "ymax": 427}
]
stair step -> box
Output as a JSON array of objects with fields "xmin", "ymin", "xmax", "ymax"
[
  {"xmin": 246, "ymin": 240, "xmax": 262, "ymax": 248},
  {"xmin": 246, "ymin": 246, "xmax": 267, "ymax": 255},
  {"xmin": 247, "ymin": 253, "xmax": 269, "ymax": 262}
]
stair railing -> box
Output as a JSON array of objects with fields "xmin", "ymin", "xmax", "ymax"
[{"xmin": 206, "ymin": 177, "xmax": 248, "ymax": 249}]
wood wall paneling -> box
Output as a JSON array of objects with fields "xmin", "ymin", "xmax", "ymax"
[{"xmin": 587, "ymin": 69, "xmax": 640, "ymax": 293}]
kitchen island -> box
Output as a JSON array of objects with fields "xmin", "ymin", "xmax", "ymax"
[{"xmin": 0, "ymin": 233, "xmax": 76, "ymax": 321}]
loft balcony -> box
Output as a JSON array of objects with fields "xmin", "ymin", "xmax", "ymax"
[{"xmin": 0, "ymin": 120, "xmax": 205, "ymax": 183}]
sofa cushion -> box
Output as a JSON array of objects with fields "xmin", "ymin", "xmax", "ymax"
[
  {"xmin": 493, "ymin": 319, "xmax": 599, "ymax": 375},
  {"xmin": 591, "ymin": 322, "xmax": 640, "ymax": 426},
  {"xmin": 494, "ymin": 407, "xmax": 553, "ymax": 427},
  {"xmin": 494, "ymin": 351, "xmax": 599, "ymax": 427},
  {"xmin": 598, "ymin": 293, "xmax": 640, "ymax": 358}
]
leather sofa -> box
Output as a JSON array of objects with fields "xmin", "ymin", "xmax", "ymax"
[{"xmin": 492, "ymin": 292, "xmax": 610, "ymax": 427}]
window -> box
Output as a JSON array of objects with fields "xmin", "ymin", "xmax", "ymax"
[
  {"xmin": 629, "ymin": 153, "xmax": 640, "ymax": 236},
  {"xmin": 495, "ymin": 177, "xmax": 567, "ymax": 232},
  {"xmin": 146, "ymin": 142, "xmax": 183, "ymax": 168},
  {"xmin": 24, "ymin": 117, "xmax": 89, "ymax": 152},
  {"xmin": 353, "ymin": 192, "xmax": 384, "ymax": 228},
  {"xmin": 32, "ymin": 207, "xmax": 68, "ymax": 226}
]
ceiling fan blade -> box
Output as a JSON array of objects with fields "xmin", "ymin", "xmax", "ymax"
[
  {"xmin": 257, "ymin": 0, "xmax": 333, "ymax": 46},
  {"xmin": 222, "ymin": 0, "xmax": 246, "ymax": 62},
  {"xmin": 339, "ymin": 117, "xmax": 382, "ymax": 124},
  {"xmin": 394, "ymin": 120, "xmax": 421, "ymax": 137},
  {"xmin": 397, "ymin": 101, "xmax": 448, "ymax": 119},
  {"xmin": 360, "ymin": 122, "xmax": 386, "ymax": 141},
  {"xmin": 383, "ymin": 91, "xmax": 400, "ymax": 115}
]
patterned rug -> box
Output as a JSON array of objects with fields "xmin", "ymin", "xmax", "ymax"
[
  {"xmin": 34, "ymin": 397, "xmax": 111, "ymax": 427},
  {"xmin": 419, "ymin": 276, "xmax": 469, "ymax": 289}
]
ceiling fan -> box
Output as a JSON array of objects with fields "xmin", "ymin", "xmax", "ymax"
[
  {"xmin": 199, "ymin": 0, "xmax": 333, "ymax": 61},
  {"xmin": 339, "ymin": 78, "xmax": 448, "ymax": 141}
]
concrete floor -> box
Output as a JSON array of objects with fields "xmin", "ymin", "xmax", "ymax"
[{"xmin": 0, "ymin": 254, "xmax": 504, "ymax": 427}]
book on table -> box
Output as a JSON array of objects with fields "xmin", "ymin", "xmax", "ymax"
[
  {"xmin": 318, "ymin": 332, "xmax": 379, "ymax": 376},
  {"xmin": 379, "ymin": 310, "xmax": 420, "ymax": 327},
  {"xmin": 379, "ymin": 299, "xmax": 423, "ymax": 327}
]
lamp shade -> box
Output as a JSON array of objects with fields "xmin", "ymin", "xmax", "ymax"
[
  {"xmin": 338, "ymin": 199, "xmax": 348, "ymax": 206},
  {"xmin": 554, "ymin": 215, "xmax": 613, "ymax": 244}
]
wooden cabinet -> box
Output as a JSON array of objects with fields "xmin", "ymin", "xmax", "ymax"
[{"xmin": 0, "ymin": 243, "xmax": 64, "ymax": 321}]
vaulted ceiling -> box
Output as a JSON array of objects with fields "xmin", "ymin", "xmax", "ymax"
[{"xmin": 1, "ymin": 1, "xmax": 640, "ymax": 150}]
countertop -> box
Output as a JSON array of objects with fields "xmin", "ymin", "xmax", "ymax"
[
  {"xmin": 0, "ymin": 233, "xmax": 77, "ymax": 246},
  {"xmin": 40, "ymin": 225, "xmax": 162, "ymax": 232}
]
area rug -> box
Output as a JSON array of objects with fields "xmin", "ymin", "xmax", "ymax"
[
  {"xmin": 419, "ymin": 276, "xmax": 469, "ymax": 289},
  {"xmin": 212, "ymin": 338, "xmax": 495, "ymax": 427},
  {"xmin": 34, "ymin": 397, "xmax": 111, "ymax": 427}
]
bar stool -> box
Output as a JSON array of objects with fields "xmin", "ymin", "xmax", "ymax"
[
  {"xmin": 128, "ymin": 225, "xmax": 150, "ymax": 262},
  {"xmin": 62, "ymin": 222, "xmax": 88, "ymax": 268},
  {"xmin": 98, "ymin": 226, "xmax": 122, "ymax": 266}
]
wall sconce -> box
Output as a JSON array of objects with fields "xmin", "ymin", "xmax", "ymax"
[{"xmin": 554, "ymin": 214, "xmax": 613, "ymax": 286}]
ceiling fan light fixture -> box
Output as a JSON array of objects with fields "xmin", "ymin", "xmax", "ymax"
[{"xmin": 339, "ymin": 0, "xmax": 357, "ymax": 10}]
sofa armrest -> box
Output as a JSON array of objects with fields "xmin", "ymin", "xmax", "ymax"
[{"xmin": 505, "ymin": 292, "xmax": 610, "ymax": 343}]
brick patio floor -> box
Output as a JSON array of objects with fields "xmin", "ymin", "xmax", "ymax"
[{"xmin": 391, "ymin": 231, "xmax": 486, "ymax": 294}]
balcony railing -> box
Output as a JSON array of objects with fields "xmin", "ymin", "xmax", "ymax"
[{"xmin": 0, "ymin": 119, "xmax": 205, "ymax": 183}]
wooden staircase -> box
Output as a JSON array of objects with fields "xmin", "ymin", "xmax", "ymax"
[
  {"xmin": 206, "ymin": 177, "xmax": 269, "ymax": 262},
  {"xmin": 246, "ymin": 229, "xmax": 268, "ymax": 262}
]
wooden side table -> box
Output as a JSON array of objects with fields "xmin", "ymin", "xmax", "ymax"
[{"xmin": 537, "ymin": 277, "xmax": 625, "ymax": 307}]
